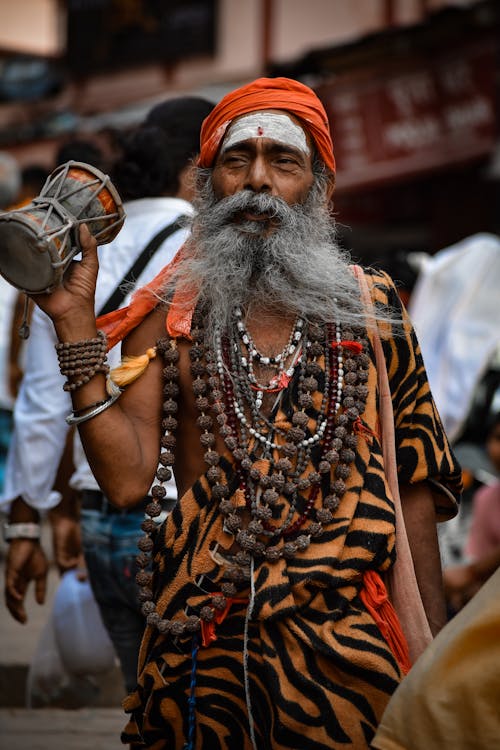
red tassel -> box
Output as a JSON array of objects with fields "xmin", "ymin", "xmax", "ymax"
[
  {"xmin": 353, "ymin": 417, "xmax": 379, "ymax": 440},
  {"xmin": 360, "ymin": 570, "xmax": 412, "ymax": 675},
  {"xmin": 200, "ymin": 595, "xmax": 248, "ymax": 648},
  {"xmin": 331, "ymin": 340, "xmax": 363, "ymax": 354}
]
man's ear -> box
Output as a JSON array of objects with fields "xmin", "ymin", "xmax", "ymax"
[
  {"xmin": 321, "ymin": 173, "xmax": 335, "ymax": 211},
  {"xmin": 326, "ymin": 174, "xmax": 335, "ymax": 205}
]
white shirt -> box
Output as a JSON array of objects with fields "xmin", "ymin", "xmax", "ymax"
[
  {"xmin": 0, "ymin": 197, "xmax": 191, "ymax": 511},
  {"xmin": 409, "ymin": 233, "xmax": 500, "ymax": 443},
  {"xmin": 0, "ymin": 277, "xmax": 17, "ymax": 410}
]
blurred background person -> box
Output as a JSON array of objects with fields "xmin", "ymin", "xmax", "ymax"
[
  {"xmin": 11, "ymin": 164, "xmax": 50, "ymax": 209},
  {"xmin": 443, "ymin": 411, "xmax": 500, "ymax": 613},
  {"xmin": 0, "ymin": 151, "xmax": 21, "ymax": 208},
  {"xmin": 409, "ymin": 233, "xmax": 500, "ymax": 599},
  {"xmin": 0, "ymin": 152, "xmax": 21, "ymax": 495},
  {"xmin": 1, "ymin": 96, "xmax": 214, "ymax": 697},
  {"xmin": 55, "ymin": 138, "xmax": 108, "ymax": 173}
]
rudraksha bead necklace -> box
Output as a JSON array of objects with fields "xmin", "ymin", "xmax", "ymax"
[{"xmin": 135, "ymin": 307, "xmax": 369, "ymax": 637}]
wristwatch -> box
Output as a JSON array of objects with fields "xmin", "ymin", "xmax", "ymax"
[{"xmin": 3, "ymin": 522, "xmax": 41, "ymax": 542}]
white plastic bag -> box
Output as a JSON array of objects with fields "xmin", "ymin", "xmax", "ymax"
[
  {"xmin": 25, "ymin": 603, "xmax": 69, "ymax": 707},
  {"xmin": 53, "ymin": 569, "xmax": 116, "ymax": 676},
  {"xmin": 26, "ymin": 570, "xmax": 116, "ymax": 708}
]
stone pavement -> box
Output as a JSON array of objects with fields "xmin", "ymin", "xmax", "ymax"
[{"xmin": 0, "ymin": 708, "xmax": 126, "ymax": 749}]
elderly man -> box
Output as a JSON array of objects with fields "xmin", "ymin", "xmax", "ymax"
[{"xmin": 24, "ymin": 78, "xmax": 461, "ymax": 749}]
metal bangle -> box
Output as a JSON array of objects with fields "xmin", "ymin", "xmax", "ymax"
[
  {"xmin": 72, "ymin": 397, "xmax": 109, "ymax": 416},
  {"xmin": 3, "ymin": 522, "xmax": 41, "ymax": 542},
  {"xmin": 65, "ymin": 389, "xmax": 122, "ymax": 426}
]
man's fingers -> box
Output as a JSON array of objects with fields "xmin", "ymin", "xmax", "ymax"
[
  {"xmin": 5, "ymin": 585, "xmax": 23, "ymax": 602},
  {"xmin": 79, "ymin": 222, "xmax": 97, "ymax": 253},
  {"xmin": 34, "ymin": 575, "xmax": 47, "ymax": 606},
  {"xmin": 76, "ymin": 569, "xmax": 88, "ymax": 582},
  {"xmin": 5, "ymin": 570, "xmax": 26, "ymax": 602},
  {"xmin": 6, "ymin": 596, "xmax": 27, "ymax": 624},
  {"xmin": 57, "ymin": 555, "xmax": 80, "ymax": 574},
  {"xmin": 5, "ymin": 577, "xmax": 28, "ymax": 623}
]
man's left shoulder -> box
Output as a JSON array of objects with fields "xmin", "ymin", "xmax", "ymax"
[{"xmin": 351, "ymin": 265, "xmax": 397, "ymax": 303}]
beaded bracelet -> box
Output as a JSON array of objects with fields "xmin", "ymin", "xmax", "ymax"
[
  {"xmin": 65, "ymin": 390, "xmax": 122, "ymax": 426},
  {"xmin": 56, "ymin": 331, "xmax": 109, "ymax": 392}
]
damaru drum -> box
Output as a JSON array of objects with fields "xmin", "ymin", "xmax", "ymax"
[{"xmin": 0, "ymin": 161, "xmax": 125, "ymax": 294}]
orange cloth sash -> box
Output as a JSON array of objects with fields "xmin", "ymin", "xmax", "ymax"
[{"xmin": 96, "ymin": 244, "xmax": 196, "ymax": 349}]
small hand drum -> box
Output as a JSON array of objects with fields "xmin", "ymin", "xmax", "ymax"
[{"xmin": 0, "ymin": 161, "xmax": 125, "ymax": 294}]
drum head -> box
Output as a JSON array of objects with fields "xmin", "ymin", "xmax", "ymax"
[
  {"xmin": 42, "ymin": 161, "xmax": 125, "ymax": 244},
  {"xmin": 0, "ymin": 216, "xmax": 63, "ymax": 293}
]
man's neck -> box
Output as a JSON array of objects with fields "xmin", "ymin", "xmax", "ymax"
[{"xmin": 243, "ymin": 306, "xmax": 298, "ymax": 358}]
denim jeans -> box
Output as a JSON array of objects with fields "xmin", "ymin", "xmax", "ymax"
[
  {"xmin": 81, "ymin": 508, "xmax": 147, "ymax": 694},
  {"xmin": 0, "ymin": 407, "xmax": 13, "ymax": 495}
]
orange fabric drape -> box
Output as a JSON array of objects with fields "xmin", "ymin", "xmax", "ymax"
[{"xmin": 96, "ymin": 244, "xmax": 196, "ymax": 350}]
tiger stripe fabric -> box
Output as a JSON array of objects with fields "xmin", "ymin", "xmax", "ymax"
[{"xmin": 121, "ymin": 269, "xmax": 462, "ymax": 749}]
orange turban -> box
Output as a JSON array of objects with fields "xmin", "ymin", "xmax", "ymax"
[{"xmin": 198, "ymin": 77, "xmax": 335, "ymax": 173}]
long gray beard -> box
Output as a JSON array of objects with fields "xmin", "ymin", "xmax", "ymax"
[{"xmin": 162, "ymin": 171, "xmax": 369, "ymax": 349}]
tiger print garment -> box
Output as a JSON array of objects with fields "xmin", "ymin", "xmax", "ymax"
[{"xmin": 122, "ymin": 270, "xmax": 462, "ymax": 749}]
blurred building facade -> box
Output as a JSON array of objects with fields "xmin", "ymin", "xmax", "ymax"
[{"xmin": 0, "ymin": 0, "xmax": 498, "ymax": 263}]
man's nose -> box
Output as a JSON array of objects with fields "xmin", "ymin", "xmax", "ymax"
[{"xmin": 244, "ymin": 156, "xmax": 272, "ymax": 193}]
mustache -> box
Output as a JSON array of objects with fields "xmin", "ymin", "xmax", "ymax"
[
  {"xmin": 165, "ymin": 170, "xmax": 385, "ymax": 353},
  {"xmin": 203, "ymin": 190, "xmax": 295, "ymax": 227}
]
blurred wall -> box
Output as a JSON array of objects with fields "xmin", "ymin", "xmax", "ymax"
[{"xmin": 0, "ymin": 0, "xmax": 63, "ymax": 56}]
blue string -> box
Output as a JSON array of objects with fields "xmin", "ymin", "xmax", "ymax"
[{"xmin": 182, "ymin": 634, "xmax": 200, "ymax": 750}]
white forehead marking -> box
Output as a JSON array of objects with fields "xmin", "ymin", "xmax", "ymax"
[{"xmin": 221, "ymin": 112, "xmax": 310, "ymax": 156}]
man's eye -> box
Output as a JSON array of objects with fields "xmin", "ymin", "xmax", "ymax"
[
  {"xmin": 276, "ymin": 157, "xmax": 298, "ymax": 167},
  {"xmin": 224, "ymin": 154, "xmax": 246, "ymax": 165}
]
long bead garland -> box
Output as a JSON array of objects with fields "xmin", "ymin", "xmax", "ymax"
[{"xmin": 135, "ymin": 307, "xmax": 370, "ymax": 638}]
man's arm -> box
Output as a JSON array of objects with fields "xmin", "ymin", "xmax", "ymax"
[
  {"xmin": 48, "ymin": 427, "xmax": 85, "ymax": 575},
  {"xmin": 28, "ymin": 225, "xmax": 165, "ymax": 508},
  {"xmin": 2, "ymin": 306, "xmax": 71, "ymax": 509},
  {"xmin": 4, "ymin": 497, "xmax": 48, "ymax": 623},
  {"xmin": 2, "ymin": 308, "xmax": 72, "ymax": 622},
  {"xmin": 400, "ymin": 482, "xmax": 447, "ymax": 636}
]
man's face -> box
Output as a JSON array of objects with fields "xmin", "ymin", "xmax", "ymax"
[{"xmin": 211, "ymin": 110, "xmax": 315, "ymax": 228}]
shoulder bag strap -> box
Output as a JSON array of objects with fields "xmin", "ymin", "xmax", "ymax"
[
  {"xmin": 352, "ymin": 264, "xmax": 433, "ymax": 663},
  {"xmin": 98, "ymin": 216, "xmax": 187, "ymax": 317}
]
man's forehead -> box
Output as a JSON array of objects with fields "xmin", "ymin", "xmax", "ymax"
[{"xmin": 221, "ymin": 111, "xmax": 311, "ymax": 156}]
